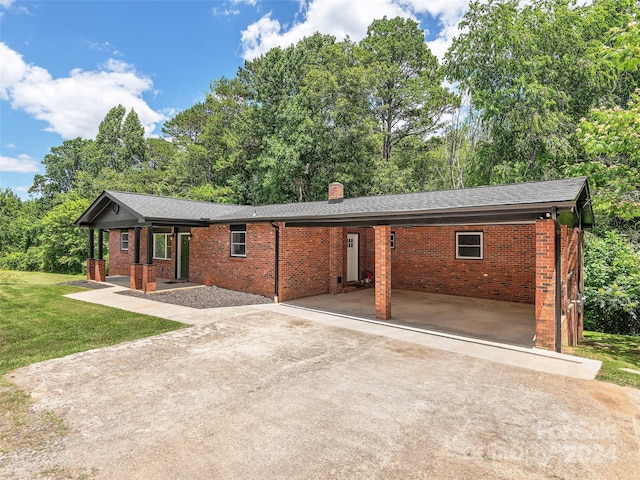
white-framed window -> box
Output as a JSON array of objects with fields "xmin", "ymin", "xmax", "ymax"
[
  {"xmin": 153, "ymin": 233, "xmax": 172, "ymax": 260},
  {"xmin": 120, "ymin": 231, "xmax": 129, "ymax": 251},
  {"xmin": 390, "ymin": 231, "xmax": 396, "ymax": 249},
  {"xmin": 456, "ymin": 232, "xmax": 483, "ymax": 259},
  {"xmin": 230, "ymin": 227, "xmax": 246, "ymax": 257}
]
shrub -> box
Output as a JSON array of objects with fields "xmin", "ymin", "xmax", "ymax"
[{"xmin": 584, "ymin": 231, "xmax": 640, "ymax": 335}]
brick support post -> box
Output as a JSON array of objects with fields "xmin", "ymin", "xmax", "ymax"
[
  {"xmin": 535, "ymin": 219, "xmax": 556, "ymax": 350},
  {"xmin": 94, "ymin": 259, "xmax": 106, "ymax": 282},
  {"xmin": 329, "ymin": 227, "xmax": 343, "ymax": 294},
  {"xmin": 375, "ymin": 225, "xmax": 391, "ymax": 320},
  {"xmin": 87, "ymin": 258, "xmax": 96, "ymax": 281},
  {"xmin": 142, "ymin": 264, "xmax": 157, "ymax": 293},
  {"xmin": 130, "ymin": 263, "xmax": 143, "ymax": 290}
]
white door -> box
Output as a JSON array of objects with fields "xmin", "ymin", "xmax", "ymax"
[{"xmin": 346, "ymin": 233, "xmax": 359, "ymax": 282}]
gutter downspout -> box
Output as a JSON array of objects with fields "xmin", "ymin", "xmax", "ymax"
[
  {"xmin": 269, "ymin": 221, "xmax": 279, "ymax": 303},
  {"xmin": 552, "ymin": 207, "xmax": 562, "ymax": 353}
]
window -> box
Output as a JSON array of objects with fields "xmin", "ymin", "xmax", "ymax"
[
  {"xmin": 120, "ymin": 231, "xmax": 129, "ymax": 251},
  {"xmin": 153, "ymin": 233, "xmax": 172, "ymax": 260},
  {"xmin": 390, "ymin": 231, "xmax": 396, "ymax": 249},
  {"xmin": 231, "ymin": 231, "xmax": 246, "ymax": 257},
  {"xmin": 456, "ymin": 232, "xmax": 483, "ymax": 259}
]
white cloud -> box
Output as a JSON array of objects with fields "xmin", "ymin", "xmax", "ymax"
[
  {"xmin": 240, "ymin": 0, "xmax": 412, "ymax": 59},
  {"xmin": 0, "ymin": 0, "xmax": 16, "ymax": 8},
  {"xmin": 0, "ymin": 153, "xmax": 39, "ymax": 173},
  {"xmin": 0, "ymin": 42, "xmax": 166, "ymax": 140},
  {"xmin": 239, "ymin": 0, "xmax": 474, "ymax": 61},
  {"xmin": 212, "ymin": 6, "xmax": 241, "ymax": 17}
]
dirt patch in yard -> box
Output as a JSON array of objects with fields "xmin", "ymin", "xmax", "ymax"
[{"xmin": 3, "ymin": 308, "xmax": 640, "ymax": 479}]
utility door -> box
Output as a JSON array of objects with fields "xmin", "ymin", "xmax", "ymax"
[
  {"xmin": 178, "ymin": 233, "xmax": 190, "ymax": 280},
  {"xmin": 346, "ymin": 233, "xmax": 359, "ymax": 282}
]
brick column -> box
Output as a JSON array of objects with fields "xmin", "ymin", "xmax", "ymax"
[
  {"xmin": 329, "ymin": 227, "xmax": 343, "ymax": 294},
  {"xmin": 94, "ymin": 259, "xmax": 106, "ymax": 282},
  {"xmin": 375, "ymin": 225, "xmax": 391, "ymax": 320},
  {"xmin": 535, "ymin": 219, "xmax": 556, "ymax": 350},
  {"xmin": 130, "ymin": 263, "xmax": 143, "ymax": 290},
  {"xmin": 142, "ymin": 264, "xmax": 157, "ymax": 293},
  {"xmin": 87, "ymin": 258, "xmax": 96, "ymax": 281}
]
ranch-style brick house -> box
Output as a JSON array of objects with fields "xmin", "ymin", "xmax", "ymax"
[{"xmin": 76, "ymin": 177, "xmax": 594, "ymax": 353}]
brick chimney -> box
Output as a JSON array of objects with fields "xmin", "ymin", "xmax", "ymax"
[{"xmin": 328, "ymin": 182, "xmax": 344, "ymax": 203}]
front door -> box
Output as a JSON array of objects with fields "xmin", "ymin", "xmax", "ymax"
[
  {"xmin": 346, "ymin": 233, "xmax": 359, "ymax": 282},
  {"xmin": 178, "ymin": 233, "xmax": 190, "ymax": 280}
]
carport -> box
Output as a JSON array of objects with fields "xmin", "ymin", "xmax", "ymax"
[{"xmin": 285, "ymin": 289, "xmax": 535, "ymax": 347}]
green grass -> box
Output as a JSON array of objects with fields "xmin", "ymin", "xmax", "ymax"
[
  {"xmin": 0, "ymin": 269, "xmax": 185, "ymax": 374},
  {"xmin": 566, "ymin": 331, "xmax": 640, "ymax": 388}
]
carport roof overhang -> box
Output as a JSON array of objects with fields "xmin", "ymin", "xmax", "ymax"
[
  {"xmin": 75, "ymin": 177, "xmax": 593, "ymax": 230},
  {"xmin": 233, "ymin": 203, "xmax": 578, "ymax": 228}
]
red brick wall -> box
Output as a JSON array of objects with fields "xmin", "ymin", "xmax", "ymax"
[
  {"xmin": 108, "ymin": 229, "xmax": 175, "ymax": 278},
  {"xmin": 390, "ymin": 224, "xmax": 536, "ymax": 304},
  {"xmin": 108, "ymin": 229, "xmax": 135, "ymax": 275},
  {"xmin": 279, "ymin": 226, "xmax": 331, "ymax": 301},
  {"xmin": 189, "ymin": 223, "xmax": 276, "ymax": 299},
  {"xmin": 110, "ymin": 223, "xmax": 540, "ymax": 308}
]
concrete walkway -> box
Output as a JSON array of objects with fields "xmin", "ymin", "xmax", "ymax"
[{"xmin": 65, "ymin": 285, "xmax": 601, "ymax": 380}]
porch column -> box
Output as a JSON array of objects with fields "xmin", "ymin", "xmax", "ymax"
[
  {"xmin": 94, "ymin": 229, "xmax": 106, "ymax": 282},
  {"xmin": 87, "ymin": 228, "xmax": 95, "ymax": 281},
  {"xmin": 143, "ymin": 226, "xmax": 156, "ymax": 293},
  {"xmin": 535, "ymin": 219, "xmax": 556, "ymax": 350},
  {"xmin": 375, "ymin": 225, "xmax": 391, "ymax": 320},
  {"xmin": 146, "ymin": 226, "xmax": 154, "ymax": 265},
  {"xmin": 130, "ymin": 227, "xmax": 143, "ymax": 290},
  {"xmin": 329, "ymin": 227, "xmax": 344, "ymax": 294}
]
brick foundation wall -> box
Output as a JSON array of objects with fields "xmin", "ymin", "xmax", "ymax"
[
  {"xmin": 391, "ymin": 224, "xmax": 536, "ymax": 304},
  {"xmin": 189, "ymin": 223, "xmax": 276, "ymax": 299}
]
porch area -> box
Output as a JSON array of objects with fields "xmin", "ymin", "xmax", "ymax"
[
  {"xmin": 285, "ymin": 289, "xmax": 536, "ymax": 348},
  {"xmin": 104, "ymin": 275, "xmax": 201, "ymax": 292}
]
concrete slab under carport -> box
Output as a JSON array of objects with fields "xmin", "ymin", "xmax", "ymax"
[{"xmin": 285, "ymin": 288, "xmax": 536, "ymax": 348}]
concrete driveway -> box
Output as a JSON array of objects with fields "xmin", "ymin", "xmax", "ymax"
[{"xmin": 5, "ymin": 307, "xmax": 640, "ymax": 479}]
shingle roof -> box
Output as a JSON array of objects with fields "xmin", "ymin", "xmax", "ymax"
[
  {"xmin": 105, "ymin": 191, "xmax": 243, "ymax": 222},
  {"xmin": 77, "ymin": 177, "xmax": 592, "ymax": 227},
  {"xmin": 246, "ymin": 177, "xmax": 589, "ymax": 221}
]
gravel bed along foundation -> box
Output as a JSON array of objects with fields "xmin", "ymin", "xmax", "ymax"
[{"xmin": 117, "ymin": 284, "xmax": 273, "ymax": 309}]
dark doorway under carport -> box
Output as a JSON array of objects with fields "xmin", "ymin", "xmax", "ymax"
[{"xmin": 285, "ymin": 289, "xmax": 536, "ymax": 347}]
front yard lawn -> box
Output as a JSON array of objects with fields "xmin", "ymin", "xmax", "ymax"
[{"xmin": 0, "ymin": 269, "xmax": 185, "ymax": 375}]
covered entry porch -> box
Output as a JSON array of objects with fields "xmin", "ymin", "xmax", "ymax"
[{"xmin": 286, "ymin": 289, "xmax": 536, "ymax": 347}]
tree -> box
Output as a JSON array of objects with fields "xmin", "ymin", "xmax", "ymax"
[
  {"xmin": 39, "ymin": 194, "xmax": 90, "ymax": 273},
  {"xmin": 30, "ymin": 138, "xmax": 94, "ymax": 198},
  {"xmin": 444, "ymin": 0, "xmax": 636, "ymax": 184},
  {"xmin": 361, "ymin": 17, "xmax": 457, "ymax": 161},
  {"xmin": 95, "ymin": 105, "xmax": 148, "ymax": 172}
]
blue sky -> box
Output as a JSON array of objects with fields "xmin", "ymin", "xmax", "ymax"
[{"xmin": 0, "ymin": 0, "xmax": 470, "ymax": 199}]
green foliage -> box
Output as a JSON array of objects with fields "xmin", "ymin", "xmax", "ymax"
[
  {"xmin": 39, "ymin": 194, "xmax": 90, "ymax": 274},
  {"xmin": 584, "ymin": 231, "xmax": 640, "ymax": 335},
  {"xmin": 445, "ymin": 0, "xmax": 637, "ymax": 183}
]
